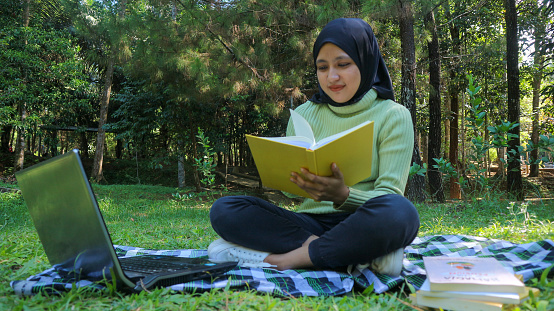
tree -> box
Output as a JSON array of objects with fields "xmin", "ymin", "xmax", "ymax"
[
  {"xmin": 13, "ymin": 0, "xmax": 32, "ymax": 170},
  {"xmin": 1, "ymin": 0, "xmax": 89, "ymax": 167},
  {"xmin": 92, "ymin": 54, "xmax": 115, "ymax": 182},
  {"xmin": 528, "ymin": 1, "xmax": 547, "ymax": 177},
  {"xmin": 112, "ymin": 0, "xmax": 359, "ymax": 188},
  {"xmin": 94, "ymin": 0, "xmax": 127, "ymax": 182},
  {"xmin": 504, "ymin": 0, "xmax": 523, "ymax": 200},
  {"xmin": 424, "ymin": 7, "xmax": 444, "ymax": 202},
  {"xmin": 398, "ymin": 0, "xmax": 425, "ymax": 202},
  {"xmin": 537, "ymin": 1, "xmax": 553, "ymax": 136},
  {"xmin": 443, "ymin": 0, "xmax": 462, "ymax": 200},
  {"xmin": 14, "ymin": 0, "xmax": 546, "ymax": 199},
  {"xmin": 62, "ymin": 0, "xmax": 130, "ymax": 181}
]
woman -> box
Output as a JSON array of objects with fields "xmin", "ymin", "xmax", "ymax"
[{"xmin": 207, "ymin": 18, "xmax": 419, "ymax": 276}]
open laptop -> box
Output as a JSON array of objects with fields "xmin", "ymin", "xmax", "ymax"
[{"xmin": 15, "ymin": 149, "xmax": 236, "ymax": 292}]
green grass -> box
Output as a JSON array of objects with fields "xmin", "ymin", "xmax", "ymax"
[{"xmin": 1, "ymin": 184, "xmax": 553, "ymax": 310}]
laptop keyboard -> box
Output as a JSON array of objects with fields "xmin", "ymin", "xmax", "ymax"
[{"xmin": 119, "ymin": 256, "xmax": 195, "ymax": 274}]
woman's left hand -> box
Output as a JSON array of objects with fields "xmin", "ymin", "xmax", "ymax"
[{"xmin": 290, "ymin": 163, "xmax": 350, "ymax": 205}]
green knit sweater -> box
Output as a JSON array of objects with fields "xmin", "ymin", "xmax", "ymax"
[{"xmin": 286, "ymin": 89, "xmax": 414, "ymax": 214}]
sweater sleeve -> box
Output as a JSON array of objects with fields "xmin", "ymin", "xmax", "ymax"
[{"xmin": 334, "ymin": 104, "xmax": 414, "ymax": 212}]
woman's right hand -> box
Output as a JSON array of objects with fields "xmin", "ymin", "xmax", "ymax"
[{"xmin": 290, "ymin": 163, "xmax": 350, "ymax": 204}]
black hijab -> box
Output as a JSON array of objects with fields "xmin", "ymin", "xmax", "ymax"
[{"xmin": 310, "ymin": 18, "xmax": 395, "ymax": 107}]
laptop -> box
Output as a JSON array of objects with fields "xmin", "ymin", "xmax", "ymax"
[{"xmin": 15, "ymin": 149, "xmax": 236, "ymax": 292}]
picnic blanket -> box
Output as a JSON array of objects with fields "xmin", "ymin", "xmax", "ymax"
[{"xmin": 10, "ymin": 235, "xmax": 554, "ymax": 297}]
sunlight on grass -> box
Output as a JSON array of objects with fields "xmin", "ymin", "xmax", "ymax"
[
  {"xmin": 95, "ymin": 188, "xmax": 218, "ymax": 250},
  {"xmin": 417, "ymin": 199, "xmax": 554, "ymax": 243}
]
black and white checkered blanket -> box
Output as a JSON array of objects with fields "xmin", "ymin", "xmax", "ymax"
[{"xmin": 10, "ymin": 235, "xmax": 554, "ymax": 297}]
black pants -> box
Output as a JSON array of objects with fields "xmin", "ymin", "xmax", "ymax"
[{"xmin": 209, "ymin": 194, "xmax": 419, "ymax": 269}]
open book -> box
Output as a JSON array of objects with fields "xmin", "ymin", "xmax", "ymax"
[{"xmin": 245, "ymin": 109, "xmax": 374, "ymax": 198}]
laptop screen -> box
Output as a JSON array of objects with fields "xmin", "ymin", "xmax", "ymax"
[{"xmin": 16, "ymin": 150, "xmax": 116, "ymax": 280}]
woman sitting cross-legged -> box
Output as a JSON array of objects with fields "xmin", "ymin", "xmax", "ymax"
[{"xmin": 207, "ymin": 18, "xmax": 420, "ymax": 277}]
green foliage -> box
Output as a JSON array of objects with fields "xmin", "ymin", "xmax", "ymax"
[
  {"xmin": 435, "ymin": 75, "xmax": 508, "ymax": 199},
  {"xmin": 433, "ymin": 157, "xmax": 467, "ymax": 193},
  {"xmin": 108, "ymin": 81, "xmax": 166, "ymax": 153},
  {"xmin": 194, "ymin": 128, "xmax": 217, "ymax": 188},
  {"xmin": 543, "ymin": 100, "xmax": 554, "ymax": 135},
  {"xmin": 0, "ymin": 25, "xmax": 91, "ymax": 126},
  {"xmin": 526, "ymin": 134, "xmax": 554, "ymax": 165},
  {"xmin": 488, "ymin": 121, "xmax": 519, "ymax": 149},
  {"xmin": 0, "ymin": 0, "xmax": 96, "ymax": 161},
  {"xmin": 409, "ymin": 162, "xmax": 427, "ymax": 177},
  {"xmin": 465, "ymin": 75, "xmax": 485, "ymax": 131},
  {"xmin": 433, "ymin": 75, "xmax": 554, "ymax": 201},
  {"xmin": 2, "ymin": 0, "xmax": 553, "ymax": 193}
]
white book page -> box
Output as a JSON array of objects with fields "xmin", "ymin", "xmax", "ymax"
[
  {"xmin": 286, "ymin": 110, "xmax": 370, "ymax": 150},
  {"xmin": 289, "ymin": 109, "xmax": 315, "ymax": 147},
  {"xmin": 312, "ymin": 121, "xmax": 371, "ymax": 149},
  {"xmin": 260, "ymin": 136, "xmax": 313, "ymax": 149}
]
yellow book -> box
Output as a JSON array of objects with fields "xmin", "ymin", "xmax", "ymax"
[
  {"xmin": 415, "ymin": 293, "xmax": 505, "ymax": 311},
  {"xmin": 418, "ymin": 278, "xmax": 539, "ymax": 304},
  {"xmin": 246, "ymin": 110, "xmax": 374, "ymax": 198}
]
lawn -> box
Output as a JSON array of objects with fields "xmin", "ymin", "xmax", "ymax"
[{"xmin": 1, "ymin": 182, "xmax": 553, "ymax": 310}]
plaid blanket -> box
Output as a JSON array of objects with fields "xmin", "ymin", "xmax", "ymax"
[{"xmin": 10, "ymin": 235, "xmax": 554, "ymax": 297}]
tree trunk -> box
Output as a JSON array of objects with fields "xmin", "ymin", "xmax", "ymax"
[
  {"xmin": 425, "ymin": 10, "xmax": 445, "ymax": 203},
  {"xmin": 38, "ymin": 133, "xmax": 42, "ymax": 156},
  {"xmin": 504, "ymin": 0, "xmax": 523, "ymax": 200},
  {"xmin": 421, "ymin": 134, "xmax": 428, "ymax": 164},
  {"xmin": 91, "ymin": 0, "xmax": 126, "ymax": 181},
  {"xmin": 188, "ymin": 120, "xmax": 201, "ymax": 191},
  {"xmin": 15, "ymin": 0, "xmax": 32, "ymax": 171},
  {"xmin": 178, "ymin": 150, "xmax": 186, "ymax": 188},
  {"xmin": 49, "ymin": 130, "xmax": 58, "ymax": 156},
  {"xmin": 398, "ymin": 0, "xmax": 425, "ymax": 202},
  {"xmin": 445, "ymin": 0, "xmax": 461, "ymax": 199},
  {"xmin": 23, "ymin": 0, "xmax": 30, "ymax": 27},
  {"xmin": 14, "ymin": 105, "xmax": 27, "ymax": 170},
  {"xmin": 444, "ymin": 97, "xmax": 450, "ymax": 160},
  {"xmin": 529, "ymin": 6, "xmax": 545, "ymax": 177},
  {"xmin": 92, "ymin": 57, "xmax": 115, "ymax": 181},
  {"xmin": 116, "ymin": 138, "xmax": 123, "ymax": 159},
  {"xmin": 80, "ymin": 131, "xmax": 89, "ymax": 158},
  {"xmin": 1, "ymin": 126, "xmax": 11, "ymax": 153}
]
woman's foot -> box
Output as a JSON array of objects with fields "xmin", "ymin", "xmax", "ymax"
[
  {"xmin": 207, "ymin": 238, "xmax": 275, "ymax": 268},
  {"xmin": 348, "ymin": 248, "xmax": 404, "ymax": 277},
  {"xmin": 264, "ymin": 235, "xmax": 317, "ymax": 270},
  {"xmin": 369, "ymin": 248, "xmax": 404, "ymax": 277}
]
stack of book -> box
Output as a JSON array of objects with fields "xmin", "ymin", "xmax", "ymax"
[{"xmin": 411, "ymin": 257, "xmax": 540, "ymax": 311}]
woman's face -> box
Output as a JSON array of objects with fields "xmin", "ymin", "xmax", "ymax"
[{"xmin": 316, "ymin": 43, "xmax": 361, "ymax": 104}]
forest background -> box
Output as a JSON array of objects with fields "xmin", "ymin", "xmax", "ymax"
[{"xmin": 1, "ymin": 0, "xmax": 554, "ymax": 203}]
